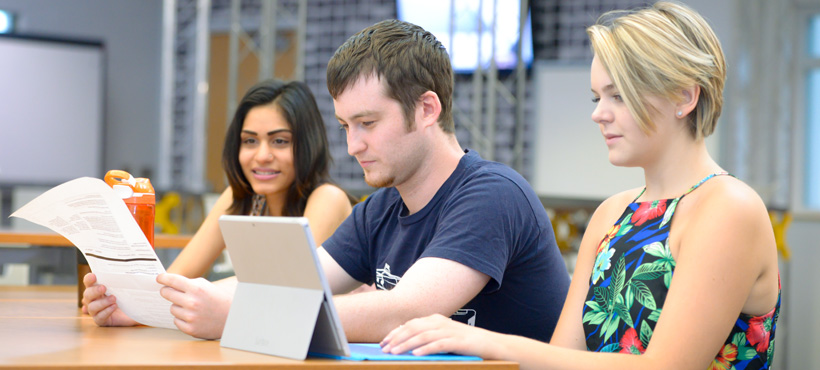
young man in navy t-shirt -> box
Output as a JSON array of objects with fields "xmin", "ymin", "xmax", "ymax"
[{"xmin": 319, "ymin": 19, "xmax": 570, "ymax": 343}]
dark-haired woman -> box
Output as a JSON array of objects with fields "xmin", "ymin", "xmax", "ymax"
[{"xmin": 167, "ymin": 79, "xmax": 354, "ymax": 278}]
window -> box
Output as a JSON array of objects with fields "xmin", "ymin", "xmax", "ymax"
[
  {"xmin": 801, "ymin": 14, "xmax": 820, "ymax": 210},
  {"xmin": 396, "ymin": 0, "xmax": 533, "ymax": 72},
  {"xmin": 0, "ymin": 10, "xmax": 13, "ymax": 34}
]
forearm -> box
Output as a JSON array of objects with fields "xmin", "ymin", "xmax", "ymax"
[
  {"xmin": 325, "ymin": 256, "xmax": 489, "ymax": 343},
  {"xmin": 492, "ymin": 333, "xmax": 675, "ymax": 370},
  {"xmin": 334, "ymin": 291, "xmax": 440, "ymax": 342},
  {"xmin": 167, "ymin": 230, "xmax": 227, "ymax": 278},
  {"xmin": 168, "ymin": 188, "xmax": 231, "ymax": 278},
  {"xmin": 213, "ymin": 276, "xmax": 238, "ymax": 292},
  {"xmin": 166, "ymin": 249, "xmax": 209, "ymax": 277}
]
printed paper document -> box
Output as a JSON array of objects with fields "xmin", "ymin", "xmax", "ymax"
[{"xmin": 11, "ymin": 177, "xmax": 175, "ymax": 329}]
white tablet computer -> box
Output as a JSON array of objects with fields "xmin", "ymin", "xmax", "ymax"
[
  {"xmin": 218, "ymin": 215, "xmax": 349, "ymax": 360},
  {"xmin": 218, "ymin": 215, "xmax": 482, "ymax": 362}
]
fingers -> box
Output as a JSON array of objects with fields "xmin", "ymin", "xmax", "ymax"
[
  {"xmin": 405, "ymin": 337, "xmax": 453, "ymax": 357},
  {"xmin": 380, "ymin": 314, "xmax": 481, "ymax": 357},
  {"xmin": 381, "ymin": 324, "xmax": 408, "ymax": 349},
  {"xmin": 86, "ymin": 292, "xmax": 117, "ymax": 326},
  {"xmin": 156, "ymin": 273, "xmax": 188, "ymax": 291},
  {"xmin": 80, "ymin": 273, "xmax": 98, "ymax": 309},
  {"xmin": 169, "ymin": 303, "xmax": 194, "ymax": 323},
  {"xmin": 384, "ymin": 327, "xmax": 442, "ymax": 355},
  {"xmin": 159, "ymin": 285, "xmax": 187, "ymax": 306},
  {"xmin": 168, "ymin": 304, "xmax": 203, "ymax": 338},
  {"xmin": 91, "ymin": 299, "xmax": 118, "ymax": 325},
  {"xmin": 157, "ymin": 273, "xmax": 196, "ymax": 306},
  {"xmin": 80, "ymin": 276, "xmax": 123, "ymax": 326},
  {"xmin": 158, "ymin": 276, "xmax": 227, "ymax": 340},
  {"xmin": 82, "ymin": 272, "xmax": 97, "ymax": 288},
  {"xmin": 172, "ymin": 316, "xmax": 194, "ymax": 336},
  {"xmin": 81, "ymin": 280, "xmax": 106, "ymax": 309},
  {"xmin": 168, "ymin": 301, "xmax": 224, "ymax": 340},
  {"xmin": 381, "ymin": 314, "xmax": 447, "ymax": 354}
]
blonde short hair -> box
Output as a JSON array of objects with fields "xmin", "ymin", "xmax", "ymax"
[{"xmin": 587, "ymin": 1, "xmax": 726, "ymax": 139}]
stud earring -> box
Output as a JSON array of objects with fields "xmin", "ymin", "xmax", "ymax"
[{"xmin": 677, "ymin": 111, "xmax": 683, "ymax": 117}]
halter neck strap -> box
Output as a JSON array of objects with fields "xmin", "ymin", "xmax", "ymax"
[
  {"xmin": 631, "ymin": 172, "xmax": 733, "ymax": 203},
  {"xmin": 683, "ymin": 172, "xmax": 733, "ymax": 197}
]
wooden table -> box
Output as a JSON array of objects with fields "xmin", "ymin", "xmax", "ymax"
[
  {"xmin": 0, "ymin": 231, "xmax": 192, "ymax": 249},
  {"xmin": 0, "ymin": 286, "xmax": 517, "ymax": 369}
]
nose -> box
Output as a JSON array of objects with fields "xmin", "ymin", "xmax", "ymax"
[
  {"xmin": 591, "ymin": 101, "xmax": 610, "ymax": 126},
  {"xmin": 346, "ymin": 126, "xmax": 365, "ymax": 157},
  {"xmin": 255, "ymin": 143, "xmax": 273, "ymax": 162}
]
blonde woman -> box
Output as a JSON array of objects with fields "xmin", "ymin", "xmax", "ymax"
[{"xmin": 380, "ymin": 2, "xmax": 780, "ymax": 369}]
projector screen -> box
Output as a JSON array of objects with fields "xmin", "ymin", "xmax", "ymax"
[
  {"xmin": 0, "ymin": 35, "xmax": 104, "ymax": 186},
  {"xmin": 397, "ymin": 0, "xmax": 533, "ymax": 73}
]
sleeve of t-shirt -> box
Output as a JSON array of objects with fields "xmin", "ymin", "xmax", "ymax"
[
  {"xmin": 321, "ymin": 196, "xmax": 373, "ymax": 285},
  {"xmin": 420, "ymin": 171, "xmax": 535, "ymax": 293}
]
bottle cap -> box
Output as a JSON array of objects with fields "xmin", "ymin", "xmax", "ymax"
[{"xmin": 104, "ymin": 170, "xmax": 155, "ymax": 204}]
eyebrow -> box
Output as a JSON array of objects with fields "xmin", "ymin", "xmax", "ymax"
[
  {"xmin": 336, "ymin": 110, "xmax": 380, "ymax": 123},
  {"xmin": 241, "ymin": 129, "xmax": 292, "ymax": 136},
  {"xmin": 591, "ymin": 84, "xmax": 617, "ymax": 94}
]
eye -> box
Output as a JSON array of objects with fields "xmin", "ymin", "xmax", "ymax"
[
  {"xmin": 361, "ymin": 121, "xmax": 375, "ymax": 127},
  {"xmin": 272, "ymin": 137, "xmax": 290, "ymax": 147},
  {"xmin": 241, "ymin": 137, "xmax": 257, "ymax": 145},
  {"xmin": 591, "ymin": 97, "xmax": 601, "ymax": 103},
  {"xmin": 612, "ymin": 94, "xmax": 623, "ymax": 102},
  {"xmin": 339, "ymin": 123, "xmax": 349, "ymax": 131}
]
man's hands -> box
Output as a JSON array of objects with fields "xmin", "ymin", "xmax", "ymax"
[
  {"xmin": 157, "ymin": 273, "xmax": 233, "ymax": 340},
  {"xmin": 82, "ymin": 272, "xmax": 233, "ymax": 340},
  {"xmin": 81, "ymin": 272, "xmax": 138, "ymax": 327}
]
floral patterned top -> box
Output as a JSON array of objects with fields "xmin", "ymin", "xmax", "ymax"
[
  {"xmin": 250, "ymin": 194, "xmax": 267, "ymax": 216},
  {"xmin": 581, "ymin": 173, "xmax": 780, "ymax": 369}
]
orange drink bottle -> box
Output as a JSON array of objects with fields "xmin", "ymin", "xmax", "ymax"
[{"xmin": 104, "ymin": 170, "xmax": 155, "ymax": 247}]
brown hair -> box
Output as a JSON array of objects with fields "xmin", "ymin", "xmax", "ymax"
[{"xmin": 327, "ymin": 19, "xmax": 455, "ymax": 132}]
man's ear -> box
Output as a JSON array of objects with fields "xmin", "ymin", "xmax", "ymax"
[
  {"xmin": 416, "ymin": 91, "xmax": 442, "ymax": 129},
  {"xmin": 676, "ymin": 85, "xmax": 700, "ymax": 118}
]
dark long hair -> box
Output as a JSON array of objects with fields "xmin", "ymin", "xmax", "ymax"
[{"xmin": 222, "ymin": 79, "xmax": 353, "ymax": 216}]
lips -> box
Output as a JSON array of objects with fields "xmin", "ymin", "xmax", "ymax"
[
  {"xmin": 603, "ymin": 134, "xmax": 622, "ymax": 146},
  {"xmin": 252, "ymin": 168, "xmax": 280, "ymax": 180},
  {"xmin": 357, "ymin": 159, "xmax": 375, "ymax": 168}
]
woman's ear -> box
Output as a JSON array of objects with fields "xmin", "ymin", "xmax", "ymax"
[
  {"xmin": 416, "ymin": 91, "xmax": 442, "ymax": 129},
  {"xmin": 676, "ymin": 85, "xmax": 700, "ymax": 119}
]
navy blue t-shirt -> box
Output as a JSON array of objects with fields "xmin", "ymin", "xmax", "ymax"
[{"xmin": 323, "ymin": 150, "xmax": 569, "ymax": 342}]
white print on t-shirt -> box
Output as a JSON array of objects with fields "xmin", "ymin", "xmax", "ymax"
[
  {"xmin": 374, "ymin": 263, "xmax": 478, "ymax": 326},
  {"xmin": 453, "ymin": 309, "xmax": 477, "ymax": 326},
  {"xmin": 376, "ymin": 263, "xmax": 401, "ymax": 290}
]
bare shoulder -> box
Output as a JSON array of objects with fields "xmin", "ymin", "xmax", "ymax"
[
  {"xmin": 674, "ymin": 176, "xmax": 779, "ymax": 314},
  {"xmin": 309, "ymin": 184, "xmax": 352, "ymax": 203},
  {"xmin": 687, "ymin": 176, "xmax": 770, "ymax": 226},
  {"xmin": 221, "ymin": 186, "xmax": 233, "ymax": 198},
  {"xmin": 306, "ymin": 184, "xmax": 354, "ymax": 213},
  {"xmin": 678, "ymin": 175, "xmax": 774, "ymax": 256},
  {"xmin": 209, "ymin": 187, "xmax": 235, "ymax": 215}
]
